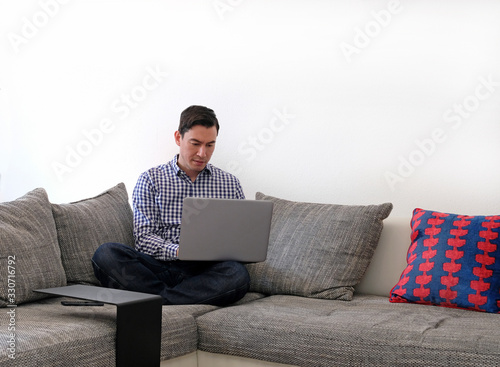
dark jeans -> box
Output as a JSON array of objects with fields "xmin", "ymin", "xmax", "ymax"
[{"xmin": 91, "ymin": 242, "xmax": 250, "ymax": 306}]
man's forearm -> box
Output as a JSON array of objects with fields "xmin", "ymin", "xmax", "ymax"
[{"xmin": 135, "ymin": 234, "xmax": 179, "ymax": 261}]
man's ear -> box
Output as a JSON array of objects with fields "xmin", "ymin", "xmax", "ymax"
[{"xmin": 174, "ymin": 131, "xmax": 181, "ymax": 146}]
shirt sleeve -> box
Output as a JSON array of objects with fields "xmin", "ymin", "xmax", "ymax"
[
  {"xmin": 234, "ymin": 178, "xmax": 245, "ymax": 200},
  {"xmin": 132, "ymin": 172, "xmax": 179, "ymax": 261}
]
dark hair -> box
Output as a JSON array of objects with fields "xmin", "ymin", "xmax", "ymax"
[{"xmin": 178, "ymin": 105, "xmax": 219, "ymax": 137}]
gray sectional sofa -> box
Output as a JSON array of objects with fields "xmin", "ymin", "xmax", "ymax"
[{"xmin": 1, "ymin": 183, "xmax": 500, "ymax": 367}]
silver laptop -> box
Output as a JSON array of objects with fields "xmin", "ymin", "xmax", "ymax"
[{"xmin": 177, "ymin": 197, "xmax": 273, "ymax": 262}]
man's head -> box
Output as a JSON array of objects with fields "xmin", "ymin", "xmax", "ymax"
[
  {"xmin": 178, "ymin": 105, "xmax": 219, "ymax": 137},
  {"xmin": 174, "ymin": 105, "xmax": 219, "ymax": 181}
]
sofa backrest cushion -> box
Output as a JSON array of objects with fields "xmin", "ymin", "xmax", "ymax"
[
  {"xmin": 51, "ymin": 183, "xmax": 134, "ymax": 285},
  {"xmin": 0, "ymin": 188, "xmax": 67, "ymax": 306},
  {"xmin": 246, "ymin": 193, "xmax": 393, "ymax": 300}
]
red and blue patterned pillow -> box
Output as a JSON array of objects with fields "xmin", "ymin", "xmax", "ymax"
[{"xmin": 390, "ymin": 208, "xmax": 500, "ymax": 313}]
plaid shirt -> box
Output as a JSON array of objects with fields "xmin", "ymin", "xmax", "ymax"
[{"xmin": 132, "ymin": 155, "xmax": 245, "ymax": 261}]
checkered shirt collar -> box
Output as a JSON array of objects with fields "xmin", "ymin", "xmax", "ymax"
[{"xmin": 170, "ymin": 155, "xmax": 213, "ymax": 177}]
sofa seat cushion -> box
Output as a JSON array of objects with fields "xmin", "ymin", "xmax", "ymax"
[
  {"xmin": 0, "ymin": 297, "xmax": 216, "ymax": 367},
  {"xmin": 196, "ymin": 294, "xmax": 500, "ymax": 367},
  {"xmin": 0, "ymin": 297, "xmax": 116, "ymax": 366}
]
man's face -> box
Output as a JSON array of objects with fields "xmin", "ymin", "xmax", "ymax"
[{"xmin": 175, "ymin": 125, "xmax": 217, "ymax": 180}]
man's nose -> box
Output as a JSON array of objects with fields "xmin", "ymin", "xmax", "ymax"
[{"xmin": 197, "ymin": 146, "xmax": 207, "ymax": 157}]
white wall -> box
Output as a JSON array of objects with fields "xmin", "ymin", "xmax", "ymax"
[{"xmin": 1, "ymin": 0, "xmax": 499, "ymax": 217}]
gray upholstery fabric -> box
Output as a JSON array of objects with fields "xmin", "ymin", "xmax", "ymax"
[
  {"xmin": 160, "ymin": 303, "xmax": 218, "ymax": 361},
  {"xmin": 197, "ymin": 294, "xmax": 500, "ymax": 367},
  {"xmin": 0, "ymin": 296, "xmax": 217, "ymax": 366},
  {"xmin": 0, "ymin": 189, "xmax": 66, "ymax": 306},
  {"xmin": 247, "ymin": 193, "xmax": 393, "ymax": 300},
  {"xmin": 52, "ymin": 183, "xmax": 134, "ymax": 285},
  {"xmin": 0, "ymin": 297, "xmax": 116, "ymax": 366}
]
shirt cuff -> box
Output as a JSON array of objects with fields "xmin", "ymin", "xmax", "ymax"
[{"xmin": 163, "ymin": 243, "xmax": 179, "ymax": 261}]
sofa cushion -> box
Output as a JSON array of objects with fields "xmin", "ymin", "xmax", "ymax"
[
  {"xmin": 246, "ymin": 193, "xmax": 393, "ymax": 300},
  {"xmin": 197, "ymin": 294, "xmax": 500, "ymax": 367},
  {"xmin": 51, "ymin": 183, "xmax": 134, "ymax": 285},
  {"xmin": 390, "ymin": 208, "xmax": 500, "ymax": 313},
  {"xmin": 0, "ymin": 188, "xmax": 66, "ymax": 307},
  {"xmin": 0, "ymin": 296, "xmax": 216, "ymax": 366}
]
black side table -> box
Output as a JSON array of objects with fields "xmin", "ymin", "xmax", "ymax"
[{"xmin": 35, "ymin": 285, "xmax": 163, "ymax": 367}]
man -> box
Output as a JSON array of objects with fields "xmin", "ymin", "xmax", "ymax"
[{"xmin": 92, "ymin": 105, "xmax": 250, "ymax": 306}]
